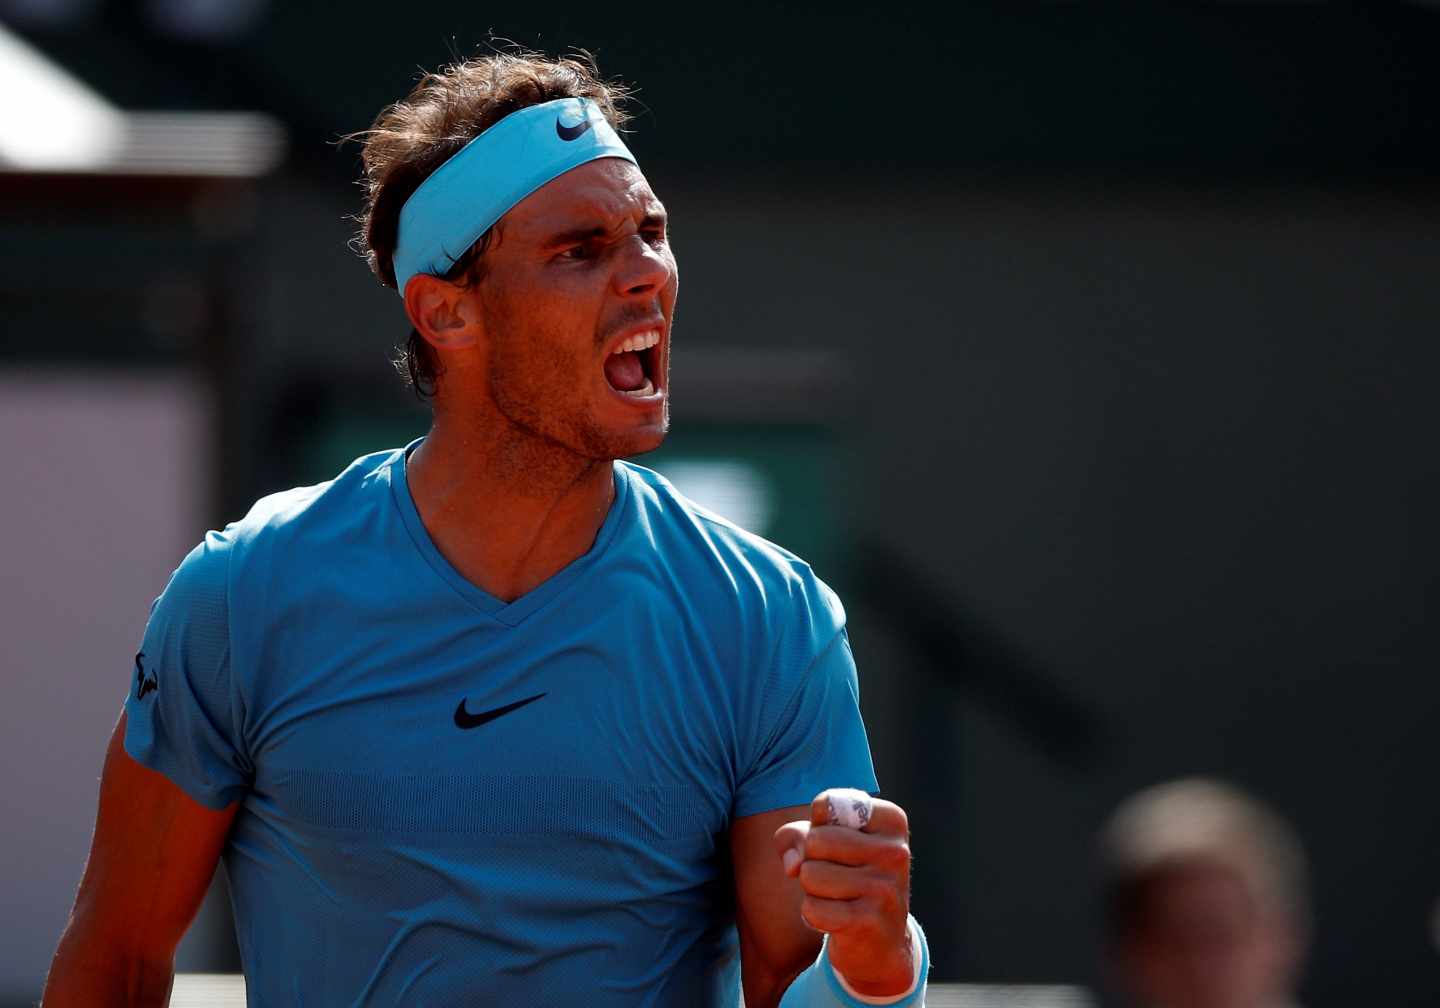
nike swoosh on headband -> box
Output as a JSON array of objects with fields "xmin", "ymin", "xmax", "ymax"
[{"xmin": 556, "ymin": 115, "xmax": 593, "ymax": 141}]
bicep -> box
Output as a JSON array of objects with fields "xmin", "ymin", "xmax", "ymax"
[
  {"xmin": 72, "ymin": 708, "xmax": 238, "ymax": 956},
  {"xmin": 731, "ymin": 805, "xmax": 821, "ymax": 1008}
]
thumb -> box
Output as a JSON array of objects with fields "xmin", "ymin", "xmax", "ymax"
[{"xmin": 772, "ymin": 819, "xmax": 811, "ymax": 878}]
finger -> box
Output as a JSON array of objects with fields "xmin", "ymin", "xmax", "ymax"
[
  {"xmin": 772, "ymin": 820, "xmax": 811, "ymax": 877},
  {"xmin": 800, "ymin": 894, "xmax": 858, "ymax": 935},
  {"xmin": 803, "ymin": 826, "xmax": 912, "ymax": 880},
  {"xmin": 810, "ymin": 791, "xmax": 908, "ymax": 838},
  {"xmin": 798, "ymin": 858, "xmax": 886, "ymax": 901},
  {"xmin": 811, "ymin": 788, "xmax": 874, "ymax": 831}
]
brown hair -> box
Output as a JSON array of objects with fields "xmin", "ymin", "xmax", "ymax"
[{"xmin": 351, "ymin": 50, "xmax": 634, "ymax": 398}]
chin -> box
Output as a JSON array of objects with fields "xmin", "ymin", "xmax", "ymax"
[
  {"xmin": 591, "ymin": 398, "xmax": 669, "ymax": 460},
  {"xmin": 619, "ymin": 430, "xmax": 667, "ymax": 459},
  {"xmin": 609, "ymin": 416, "xmax": 669, "ymax": 459},
  {"xmin": 569, "ymin": 412, "xmax": 668, "ymax": 462}
]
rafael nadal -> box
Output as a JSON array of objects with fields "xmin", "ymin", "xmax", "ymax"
[{"xmin": 43, "ymin": 52, "xmax": 930, "ymax": 1007}]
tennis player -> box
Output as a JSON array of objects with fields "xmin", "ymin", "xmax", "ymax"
[{"xmin": 43, "ymin": 52, "xmax": 928, "ymax": 1007}]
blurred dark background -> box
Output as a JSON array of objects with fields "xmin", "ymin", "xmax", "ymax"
[{"xmin": 3, "ymin": 2, "xmax": 1438, "ymax": 1005}]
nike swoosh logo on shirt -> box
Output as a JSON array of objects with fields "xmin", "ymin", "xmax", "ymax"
[{"xmin": 454, "ymin": 692, "xmax": 547, "ymax": 730}]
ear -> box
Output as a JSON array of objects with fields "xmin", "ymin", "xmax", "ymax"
[{"xmin": 403, "ymin": 273, "xmax": 480, "ymax": 351}]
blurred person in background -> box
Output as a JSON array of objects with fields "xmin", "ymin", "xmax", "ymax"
[
  {"xmin": 41, "ymin": 50, "xmax": 927, "ymax": 1007},
  {"xmin": 1099, "ymin": 778, "xmax": 1309, "ymax": 1008}
]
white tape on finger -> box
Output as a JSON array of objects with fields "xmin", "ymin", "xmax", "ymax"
[{"xmin": 823, "ymin": 788, "xmax": 874, "ymax": 831}]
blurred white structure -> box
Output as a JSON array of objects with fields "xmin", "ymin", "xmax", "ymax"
[{"xmin": 0, "ymin": 22, "xmax": 283, "ymax": 175}]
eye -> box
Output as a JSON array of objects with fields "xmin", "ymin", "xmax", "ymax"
[
  {"xmin": 643, "ymin": 226, "xmax": 667, "ymax": 246},
  {"xmin": 558, "ymin": 244, "xmax": 593, "ymax": 261}
]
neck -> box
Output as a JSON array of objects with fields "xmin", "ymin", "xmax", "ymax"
[{"xmin": 405, "ymin": 408, "xmax": 616, "ymax": 603}]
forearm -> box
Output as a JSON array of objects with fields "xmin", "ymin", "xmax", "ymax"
[{"xmin": 43, "ymin": 918, "xmax": 175, "ymax": 1008}]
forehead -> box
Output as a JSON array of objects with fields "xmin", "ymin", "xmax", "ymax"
[{"xmin": 500, "ymin": 159, "xmax": 662, "ymax": 240}]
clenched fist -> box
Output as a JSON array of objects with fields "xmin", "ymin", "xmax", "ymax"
[{"xmin": 773, "ymin": 789, "xmax": 915, "ymax": 998}]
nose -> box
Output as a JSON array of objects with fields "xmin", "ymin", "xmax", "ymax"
[{"xmin": 613, "ymin": 234, "xmax": 673, "ymax": 298}]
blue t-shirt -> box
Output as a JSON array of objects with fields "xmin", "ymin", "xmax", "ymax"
[{"xmin": 124, "ymin": 441, "xmax": 879, "ymax": 1006}]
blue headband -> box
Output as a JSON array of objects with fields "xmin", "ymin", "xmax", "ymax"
[{"xmin": 392, "ymin": 97, "xmax": 638, "ymax": 294}]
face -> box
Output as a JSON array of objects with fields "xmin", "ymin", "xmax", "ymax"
[
  {"xmin": 1118, "ymin": 863, "xmax": 1298, "ymax": 1008},
  {"xmin": 460, "ymin": 157, "xmax": 677, "ymax": 462}
]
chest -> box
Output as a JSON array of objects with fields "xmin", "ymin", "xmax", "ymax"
[{"xmin": 235, "ymin": 579, "xmax": 750, "ymax": 846}]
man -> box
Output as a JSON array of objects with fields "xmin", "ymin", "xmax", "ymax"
[
  {"xmin": 1100, "ymin": 778, "xmax": 1309, "ymax": 1008},
  {"xmin": 43, "ymin": 52, "xmax": 929, "ymax": 1006}
]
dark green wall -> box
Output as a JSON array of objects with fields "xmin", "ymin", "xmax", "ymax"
[{"xmin": 16, "ymin": 4, "xmax": 1440, "ymax": 183}]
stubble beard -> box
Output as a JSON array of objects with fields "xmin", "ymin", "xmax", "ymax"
[{"xmin": 484, "ymin": 337, "xmax": 631, "ymax": 496}]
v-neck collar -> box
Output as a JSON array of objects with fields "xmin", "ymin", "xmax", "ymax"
[{"xmin": 388, "ymin": 436, "xmax": 630, "ymax": 627}]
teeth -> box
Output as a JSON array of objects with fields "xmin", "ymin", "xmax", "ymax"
[{"xmin": 612, "ymin": 329, "xmax": 660, "ymax": 354}]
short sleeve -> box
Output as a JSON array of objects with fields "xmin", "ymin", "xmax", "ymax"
[
  {"xmin": 733, "ymin": 627, "xmax": 880, "ymax": 819},
  {"xmin": 124, "ymin": 529, "xmax": 251, "ymax": 810}
]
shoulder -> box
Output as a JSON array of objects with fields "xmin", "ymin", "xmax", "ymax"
[
  {"xmin": 159, "ymin": 446, "xmax": 404, "ymax": 611},
  {"xmin": 617, "ymin": 461, "xmax": 845, "ymax": 643},
  {"xmin": 221, "ymin": 445, "xmax": 404, "ymax": 559}
]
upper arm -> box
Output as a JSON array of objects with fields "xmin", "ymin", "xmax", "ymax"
[
  {"xmin": 46, "ymin": 533, "xmax": 248, "ymax": 1003},
  {"xmin": 69, "ymin": 708, "xmax": 239, "ymax": 964},
  {"xmin": 728, "ymin": 572, "xmax": 880, "ymax": 1006},
  {"xmin": 124, "ymin": 530, "xmax": 252, "ymax": 810},
  {"xmin": 731, "ymin": 804, "xmax": 820, "ymax": 1008}
]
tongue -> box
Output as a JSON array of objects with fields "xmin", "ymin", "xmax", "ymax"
[{"xmin": 604, "ymin": 351, "xmax": 646, "ymax": 392}]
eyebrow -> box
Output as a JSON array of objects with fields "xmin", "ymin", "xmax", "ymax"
[{"xmin": 540, "ymin": 211, "xmax": 667, "ymax": 250}]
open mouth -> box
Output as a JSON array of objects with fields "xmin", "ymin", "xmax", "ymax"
[{"xmin": 603, "ymin": 328, "xmax": 662, "ymax": 398}]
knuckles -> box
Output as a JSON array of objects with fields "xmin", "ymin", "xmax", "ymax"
[
  {"xmin": 801, "ymin": 830, "xmax": 911, "ymax": 873},
  {"xmin": 795, "ymin": 850, "xmax": 910, "ymax": 916},
  {"xmin": 881, "ymin": 840, "xmax": 912, "ymax": 870},
  {"xmin": 863, "ymin": 874, "xmax": 894, "ymax": 903}
]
